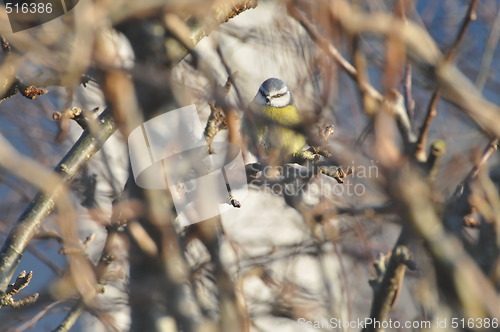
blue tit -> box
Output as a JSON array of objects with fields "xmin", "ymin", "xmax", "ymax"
[{"xmin": 242, "ymin": 78, "xmax": 306, "ymax": 165}]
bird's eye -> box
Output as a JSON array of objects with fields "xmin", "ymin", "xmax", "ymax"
[{"xmin": 274, "ymin": 93, "xmax": 284, "ymax": 98}]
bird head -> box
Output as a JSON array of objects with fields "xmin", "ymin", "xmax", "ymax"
[{"xmin": 253, "ymin": 78, "xmax": 293, "ymax": 108}]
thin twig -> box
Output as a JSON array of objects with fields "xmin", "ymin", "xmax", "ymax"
[
  {"xmin": 288, "ymin": 4, "xmax": 383, "ymax": 102},
  {"xmin": 397, "ymin": 0, "xmax": 415, "ymax": 121},
  {"xmin": 444, "ymin": 0, "xmax": 479, "ymax": 62},
  {"xmin": 318, "ymin": 0, "xmax": 500, "ymax": 141},
  {"xmin": 403, "ymin": 62, "xmax": 414, "ymax": 112},
  {"xmin": 452, "ymin": 138, "xmax": 499, "ymax": 201},
  {"xmin": 52, "ymin": 300, "xmax": 85, "ymax": 332},
  {"xmin": 13, "ymin": 300, "xmax": 63, "ymax": 332},
  {"xmin": 415, "ymin": 89, "xmax": 441, "ymax": 161},
  {"xmin": 466, "ymin": 138, "xmax": 499, "ymax": 183},
  {"xmin": 414, "ymin": 0, "xmax": 479, "ymax": 161},
  {"xmin": 0, "ymin": 271, "xmax": 39, "ymax": 308}
]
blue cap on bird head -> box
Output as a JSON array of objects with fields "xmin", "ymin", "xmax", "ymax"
[{"xmin": 256, "ymin": 78, "xmax": 293, "ymax": 108}]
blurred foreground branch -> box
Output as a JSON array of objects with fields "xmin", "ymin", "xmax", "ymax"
[
  {"xmin": 394, "ymin": 169, "xmax": 500, "ymax": 321},
  {"xmin": 292, "ymin": 0, "xmax": 500, "ymax": 141},
  {"xmin": 0, "ymin": 109, "xmax": 116, "ymax": 296}
]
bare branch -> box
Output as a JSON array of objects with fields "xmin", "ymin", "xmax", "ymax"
[
  {"xmin": 415, "ymin": 0, "xmax": 479, "ymax": 161},
  {"xmin": 0, "ymin": 109, "xmax": 116, "ymax": 294}
]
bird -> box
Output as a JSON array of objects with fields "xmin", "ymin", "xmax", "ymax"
[{"xmin": 242, "ymin": 78, "xmax": 306, "ymax": 166}]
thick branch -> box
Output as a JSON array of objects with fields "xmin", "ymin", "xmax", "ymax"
[
  {"xmin": 0, "ymin": 109, "xmax": 116, "ymax": 289},
  {"xmin": 364, "ymin": 242, "xmax": 413, "ymax": 332}
]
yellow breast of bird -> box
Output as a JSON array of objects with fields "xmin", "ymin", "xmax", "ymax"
[
  {"xmin": 258, "ymin": 105, "xmax": 305, "ymax": 155},
  {"xmin": 262, "ymin": 105, "xmax": 301, "ymax": 125}
]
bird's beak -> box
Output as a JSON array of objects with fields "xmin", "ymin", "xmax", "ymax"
[{"xmin": 266, "ymin": 96, "xmax": 271, "ymax": 103}]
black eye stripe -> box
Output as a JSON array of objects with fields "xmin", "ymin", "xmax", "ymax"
[{"xmin": 259, "ymin": 89, "xmax": 288, "ymax": 99}]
